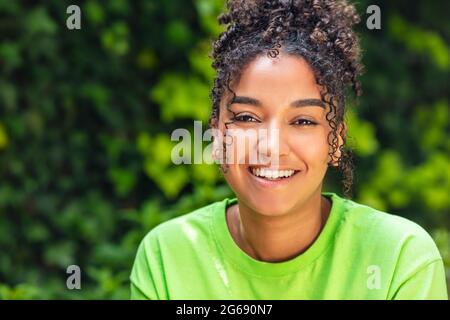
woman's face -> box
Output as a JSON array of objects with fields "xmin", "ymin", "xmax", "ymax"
[{"xmin": 216, "ymin": 53, "xmax": 343, "ymax": 216}]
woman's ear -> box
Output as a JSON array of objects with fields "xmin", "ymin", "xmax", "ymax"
[
  {"xmin": 329, "ymin": 122, "xmax": 347, "ymax": 167},
  {"xmin": 209, "ymin": 116, "xmax": 218, "ymax": 129},
  {"xmin": 209, "ymin": 117, "xmax": 222, "ymax": 162}
]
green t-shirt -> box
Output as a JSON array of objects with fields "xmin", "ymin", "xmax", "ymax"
[{"xmin": 130, "ymin": 192, "xmax": 448, "ymax": 299}]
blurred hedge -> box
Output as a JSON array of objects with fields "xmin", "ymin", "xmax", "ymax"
[{"xmin": 0, "ymin": 0, "xmax": 448, "ymax": 299}]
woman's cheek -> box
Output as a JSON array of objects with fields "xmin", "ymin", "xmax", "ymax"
[
  {"xmin": 290, "ymin": 132, "xmax": 330, "ymax": 170},
  {"xmin": 223, "ymin": 165, "xmax": 248, "ymax": 198},
  {"xmin": 225, "ymin": 129, "xmax": 262, "ymax": 165}
]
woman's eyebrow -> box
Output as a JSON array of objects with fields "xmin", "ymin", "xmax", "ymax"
[
  {"xmin": 290, "ymin": 98, "xmax": 325, "ymax": 108},
  {"xmin": 230, "ymin": 96, "xmax": 262, "ymax": 106},
  {"xmin": 231, "ymin": 96, "xmax": 325, "ymax": 108}
]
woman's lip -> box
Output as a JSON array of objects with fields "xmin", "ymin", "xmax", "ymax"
[
  {"xmin": 247, "ymin": 167, "xmax": 300, "ymax": 188},
  {"xmin": 248, "ymin": 165, "xmax": 299, "ymax": 170}
]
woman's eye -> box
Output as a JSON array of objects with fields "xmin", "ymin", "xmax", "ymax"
[
  {"xmin": 293, "ymin": 119, "xmax": 316, "ymax": 126},
  {"xmin": 233, "ymin": 114, "xmax": 258, "ymax": 122}
]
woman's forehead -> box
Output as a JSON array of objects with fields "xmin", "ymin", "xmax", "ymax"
[{"xmin": 229, "ymin": 53, "xmax": 322, "ymax": 103}]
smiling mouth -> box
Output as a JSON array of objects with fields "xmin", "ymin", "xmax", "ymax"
[{"xmin": 247, "ymin": 166, "xmax": 301, "ymax": 181}]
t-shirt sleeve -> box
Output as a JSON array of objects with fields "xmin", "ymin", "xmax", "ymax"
[
  {"xmin": 130, "ymin": 281, "xmax": 153, "ymax": 300},
  {"xmin": 391, "ymin": 259, "xmax": 448, "ymax": 300},
  {"xmin": 129, "ymin": 232, "xmax": 166, "ymax": 300},
  {"xmin": 384, "ymin": 219, "xmax": 448, "ymax": 300}
]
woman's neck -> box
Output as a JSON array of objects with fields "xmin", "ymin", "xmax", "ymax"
[{"xmin": 226, "ymin": 192, "xmax": 331, "ymax": 263}]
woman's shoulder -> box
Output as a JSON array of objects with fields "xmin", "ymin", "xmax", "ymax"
[
  {"xmin": 336, "ymin": 196, "xmax": 446, "ymax": 299},
  {"xmin": 139, "ymin": 198, "xmax": 227, "ymax": 246},
  {"xmin": 338, "ymin": 195, "xmax": 442, "ymax": 262}
]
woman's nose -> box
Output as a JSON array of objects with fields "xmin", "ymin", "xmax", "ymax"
[{"xmin": 256, "ymin": 122, "xmax": 289, "ymax": 164}]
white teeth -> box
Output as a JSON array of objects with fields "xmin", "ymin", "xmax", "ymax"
[{"xmin": 250, "ymin": 168, "xmax": 296, "ymax": 179}]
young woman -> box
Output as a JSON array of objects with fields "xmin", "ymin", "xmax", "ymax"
[{"xmin": 130, "ymin": 0, "xmax": 448, "ymax": 299}]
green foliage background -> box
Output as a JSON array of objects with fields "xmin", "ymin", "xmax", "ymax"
[{"xmin": 0, "ymin": 0, "xmax": 448, "ymax": 299}]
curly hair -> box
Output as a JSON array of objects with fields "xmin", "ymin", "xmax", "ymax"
[{"xmin": 208, "ymin": 0, "xmax": 364, "ymax": 199}]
